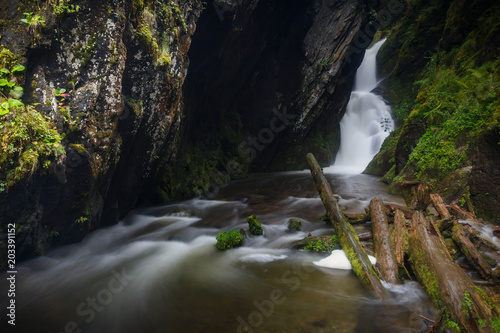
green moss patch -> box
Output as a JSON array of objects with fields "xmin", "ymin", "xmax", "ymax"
[
  {"xmin": 215, "ymin": 229, "xmax": 244, "ymax": 250},
  {"xmin": 247, "ymin": 215, "xmax": 263, "ymax": 235}
]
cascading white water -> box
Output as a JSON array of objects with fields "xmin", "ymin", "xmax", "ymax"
[{"xmin": 330, "ymin": 39, "xmax": 394, "ymax": 174}]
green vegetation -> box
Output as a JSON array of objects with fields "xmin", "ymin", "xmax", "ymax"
[
  {"xmin": 372, "ymin": 1, "xmax": 500, "ymax": 223},
  {"xmin": 407, "ymin": 56, "xmax": 499, "ymax": 181},
  {"xmin": 20, "ymin": 12, "xmax": 45, "ymax": 35},
  {"xmin": 134, "ymin": 0, "xmax": 187, "ymax": 67},
  {"xmin": 491, "ymin": 317, "xmax": 500, "ymax": 332},
  {"xmin": 0, "ymin": 45, "xmax": 64, "ymax": 191},
  {"xmin": 73, "ymin": 34, "xmax": 98, "ymax": 67},
  {"xmin": 247, "ymin": 215, "xmax": 263, "ymax": 235},
  {"xmin": 75, "ymin": 216, "xmax": 88, "ymax": 224},
  {"xmin": 0, "ymin": 48, "xmax": 24, "ymax": 103},
  {"xmin": 215, "ymin": 229, "xmax": 244, "ymax": 250},
  {"xmin": 303, "ymin": 235, "xmax": 339, "ymax": 252},
  {"xmin": 51, "ymin": 0, "xmax": 80, "ymax": 18},
  {"xmin": 0, "ymin": 104, "xmax": 64, "ymax": 190}
]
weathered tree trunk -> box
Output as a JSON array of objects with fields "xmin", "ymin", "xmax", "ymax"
[
  {"xmin": 407, "ymin": 211, "xmax": 497, "ymax": 332},
  {"xmin": 370, "ymin": 197, "xmax": 399, "ymax": 284},
  {"xmin": 452, "ymin": 222, "xmax": 495, "ymax": 282},
  {"xmin": 430, "ymin": 193, "xmax": 451, "ymax": 218},
  {"xmin": 392, "ymin": 209, "xmax": 407, "ymax": 267},
  {"xmin": 306, "ymin": 153, "xmax": 389, "ymax": 298}
]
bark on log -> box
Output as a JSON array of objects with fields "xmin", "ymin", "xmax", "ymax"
[
  {"xmin": 412, "ymin": 183, "xmax": 431, "ymax": 211},
  {"xmin": 430, "ymin": 193, "xmax": 451, "ymax": 218},
  {"xmin": 384, "ymin": 203, "xmax": 414, "ymax": 220},
  {"xmin": 449, "ymin": 204, "xmax": 476, "ymax": 220},
  {"xmin": 437, "ymin": 216, "xmax": 456, "ymax": 232},
  {"xmin": 452, "ymin": 222, "xmax": 495, "ymax": 281},
  {"xmin": 407, "ymin": 211, "xmax": 497, "ymax": 332},
  {"xmin": 400, "ymin": 181, "xmax": 421, "ymax": 187},
  {"xmin": 306, "ymin": 153, "xmax": 389, "ymax": 298},
  {"xmin": 370, "ymin": 197, "xmax": 399, "ymax": 284},
  {"xmin": 392, "ymin": 209, "xmax": 407, "ymax": 267}
]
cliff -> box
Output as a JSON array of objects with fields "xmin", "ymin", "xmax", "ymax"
[
  {"xmin": 365, "ymin": 0, "xmax": 500, "ymax": 224},
  {"xmin": 0, "ymin": 0, "xmax": 373, "ymax": 264}
]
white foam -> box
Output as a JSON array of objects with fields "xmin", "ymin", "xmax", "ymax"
[
  {"xmin": 239, "ymin": 254, "xmax": 288, "ymax": 263},
  {"xmin": 313, "ymin": 250, "xmax": 376, "ymax": 270}
]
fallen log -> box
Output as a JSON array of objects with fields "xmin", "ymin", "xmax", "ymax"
[
  {"xmin": 392, "ymin": 209, "xmax": 407, "ymax": 267},
  {"xmin": 437, "ymin": 216, "xmax": 456, "ymax": 233},
  {"xmin": 306, "ymin": 153, "xmax": 389, "ymax": 298},
  {"xmin": 451, "ymin": 222, "xmax": 495, "ymax": 282},
  {"xmin": 370, "ymin": 197, "xmax": 399, "ymax": 284},
  {"xmin": 384, "ymin": 203, "xmax": 414, "ymax": 220},
  {"xmin": 430, "ymin": 193, "xmax": 451, "ymax": 218},
  {"xmin": 407, "ymin": 211, "xmax": 498, "ymax": 332},
  {"xmin": 449, "ymin": 204, "xmax": 476, "ymax": 221}
]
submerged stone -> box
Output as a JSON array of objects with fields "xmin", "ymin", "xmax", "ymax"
[{"xmin": 287, "ymin": 218, "xmax": 302, "ymax": 231}]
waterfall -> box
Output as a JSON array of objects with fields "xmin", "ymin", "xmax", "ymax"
[{"xmin": 329, "ymin": 39, "xmax": 394, "ymax": 174}]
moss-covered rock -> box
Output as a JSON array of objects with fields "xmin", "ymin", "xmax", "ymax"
[
  {"xmin": 247, "ymin": 215, "xmax": 263, "ymax": 236},
  {"xmin": 287, "ymin": 218, "xmax": 302, "ymax": 231},
  {"xmin": 291, "ymin": 234, "xmax": 340, "ymax": 252},
  {"xmin": 215, "ymin": 229, "xmax": 244, "ymax": 250}
]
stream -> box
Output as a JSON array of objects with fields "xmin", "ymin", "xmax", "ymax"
[
  {"xmin": 6, "ymin": 171, "xmax": 437, "ymax": 333},
  {"xmin": 2, "ymin": 38, "xmax": 437, "ymax": 333}
]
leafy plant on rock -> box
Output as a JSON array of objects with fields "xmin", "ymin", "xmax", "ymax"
[{"xmin": 20, "ymin": 12, "xmax": 45, "ymax": 35}]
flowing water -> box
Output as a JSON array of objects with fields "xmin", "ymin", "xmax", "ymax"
[
  {"xmin": 331, "ymin": 39, "xmax": 394, "ymax": 174},
  {"xmin": 2, "ymin": 38, "xmax": 440, "ymax": 333},
  {"xmin": 4, "ymin": 172, "xmax": 437, "ymax": 333}
]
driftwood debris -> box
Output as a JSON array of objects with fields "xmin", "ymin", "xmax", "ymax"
[
  {"xmin": 430, "ymin": 194, "xmax": 495, "ymax": 281},
  {"xmin": 370, "ymin": 197, "xmax": 399, "ymax": 284},
  {"xmin": 384, "ymin": 203, "xmax": 415, "ymax": 220},
  {"xmin": 452, "ymin": 222, "xmax": 495, "ymax": 281},
  {"xmin": 449, "ymin": 203, "xmax": 476, "ymax": 220},
  {"xmin": 306, "ymin": 153, "xmax": 389, "ymax": 298},
  {"xmin": 407, "ymin": 211, "xmax": 497, "ymax": 332},
  {"xmin": 430, "ymin": 193, "xmax": 451, "ymax": 218},
  {"xmin": 305, "ymin": 153, "xmax": 499, "ymax": 329},
  {"xmin": 400, "ymin": 181, "xmax": 431, "ymax": 211}
]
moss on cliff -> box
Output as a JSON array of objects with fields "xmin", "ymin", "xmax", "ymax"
[
  {"xmin": 0, "ymin": 103, "xmax": 64, "ymax": 190},
  {"xmin": 369, "ymin": 0, "xmax": 500, "ymax": 222},
  {"xmin": 0, "ymin": 43, "xmax": 64, "ymax": 191}
]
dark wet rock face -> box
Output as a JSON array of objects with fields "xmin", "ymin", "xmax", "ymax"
[
  {"xmin": 183, "ymin": 0, "xmax": 370, "ymax": 171},
  {"xmin": 468, "ymin": 130, "xmax": 500, "ymax": 225},
  {"xmin": 0, "ymin": 0, "xmax": 205, "ymax": 262},
  {"xmin": 0, "ymin": 0, "xmax": 372, "ymax": 262}
]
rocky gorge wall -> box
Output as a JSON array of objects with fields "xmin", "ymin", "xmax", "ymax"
[
  {"xmin": 153, "ymin": 0, "xmax": 376, "ymax": 202},
  {"xmin": 0, "ymin": 0, "xmax": 374, "ymax": 264},
  {"xmin": 365, "ymin": 0, "xmax": 500, "ymax": 224}
]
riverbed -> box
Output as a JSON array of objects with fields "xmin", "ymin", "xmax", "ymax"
[{"xmin": 6, "ymin": 171, "xmax": 439, "ymax": 333}]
